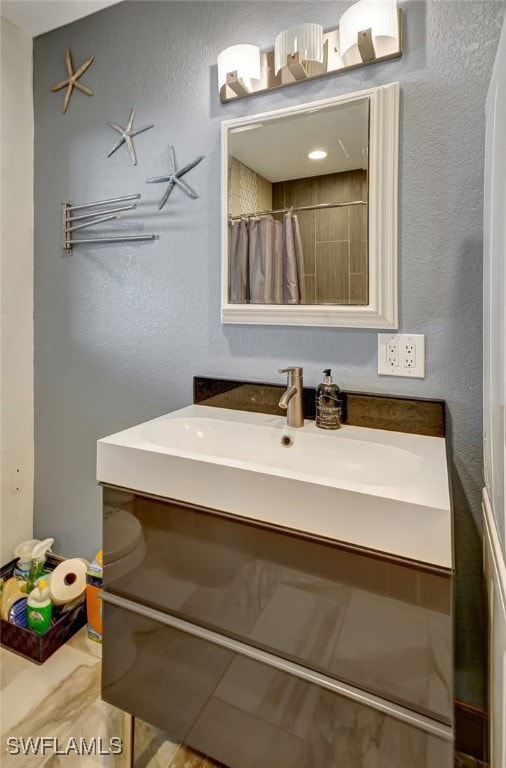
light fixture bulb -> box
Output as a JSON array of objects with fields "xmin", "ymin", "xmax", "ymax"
[
  {"xmin": 274, "ymin": 24, "xmax": 324, "ymax": 75},
  {"xmin": 308, "ymin": 150, "xmax": 328, "ymax": 160},
  {"xmin": 339, "ymin": 0, "xmax": 399, "ymax": 62},
  {"xmin": 217, "ymin": 44, "xmax": 261, "ymax": 92}
]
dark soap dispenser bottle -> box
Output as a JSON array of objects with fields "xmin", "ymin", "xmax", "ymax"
[{"xmin": 316, "ymin": 369, "xmax": 342, "ymax": 430}]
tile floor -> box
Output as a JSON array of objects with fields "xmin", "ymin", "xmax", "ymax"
[{"xmin": 0, "ymin": 628, "xmax": 487, "ymax": 768}]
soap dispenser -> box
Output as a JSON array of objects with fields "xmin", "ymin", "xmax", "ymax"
[{"xmin": 316, "ymin": 369, "xmax": 342, "ymax": 430}]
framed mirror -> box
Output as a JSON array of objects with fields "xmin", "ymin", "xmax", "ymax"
[{"xmin": 221, "ymin": 81, "xmax": 399, "ymax": 328}]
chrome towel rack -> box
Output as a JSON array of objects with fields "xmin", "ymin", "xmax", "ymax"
[{"xmin": 62, "ymin": 194, "xmax": 156, "ymax": 254}]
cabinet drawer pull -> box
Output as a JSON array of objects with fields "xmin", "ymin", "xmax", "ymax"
[{"xmin": 101, "ymin": 591, "xmax": 453, "ymax": 742}]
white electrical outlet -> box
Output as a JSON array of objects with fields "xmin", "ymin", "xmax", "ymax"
[
  {"xmin": 378, "ymin": 334, "xmax": 425, "ymax": 378},
  {"xmin": 386, "ymin": 340, "xmax": 399, "ymax": 367}
]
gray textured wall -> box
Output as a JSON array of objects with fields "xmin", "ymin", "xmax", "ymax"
[{"xmin": 33, "ymin": 0, "xmax": 505, "ymax": 707}]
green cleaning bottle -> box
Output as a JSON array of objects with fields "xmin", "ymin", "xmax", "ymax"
[
  {"xmin": 27, "ymin": 578, "xmax": 52, "ymax": 634},
  {"xmin": 27, "ymin": 537, "xmax": 54, "ymax": 592}
]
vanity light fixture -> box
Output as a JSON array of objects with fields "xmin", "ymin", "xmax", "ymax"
[
  {"xmin": 217, "ymin": 44, "xmax": 261, "ymax": 98},
  {"xmin": 217, "ymin": 0, "xmax": 402, "ymax": 103}
]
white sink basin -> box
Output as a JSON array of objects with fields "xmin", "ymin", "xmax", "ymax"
[
  {"xmin": 140, "ymin": 416, "xmax": 432, "ymax": 489},
  {"xmin": 97, "ymin": 405, "xmax": 452, "ymax": 568}
]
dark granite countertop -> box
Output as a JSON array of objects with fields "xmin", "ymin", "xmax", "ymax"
[{"xmin": 194, "ymin": 376, "xmax": 445, "ymax": 438}]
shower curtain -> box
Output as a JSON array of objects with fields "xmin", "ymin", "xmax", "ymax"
[{"xmin": 229, "ymin": 213, "xmax": 305, "ymax": 304}]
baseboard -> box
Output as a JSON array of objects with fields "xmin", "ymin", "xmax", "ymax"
[{"xmin": 455, "ymin": 699, "xmax": 488, "ymax": 761}]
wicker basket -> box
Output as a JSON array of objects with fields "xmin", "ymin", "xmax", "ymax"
[{"xmin": 0, "ymin": 555, "xmax": 86, "ymax": 663}]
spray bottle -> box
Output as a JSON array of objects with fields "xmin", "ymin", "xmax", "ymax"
[
  {"xmin": 28, "ymin": 538, "xmax": 54, "ymax": 592},
  {"xmin": 27, "ymin": 578, "xmax": 52, "ymax": 634},
  {"xmin": 15, "ymin": 543, "xmax": 34, "ymax": 580}
]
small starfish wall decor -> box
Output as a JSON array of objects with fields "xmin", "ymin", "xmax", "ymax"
[
  {"xmin": 147, "ymin": 145, "xmax": 204, "ymax": 210},
  {"xmin": 51, "ymin": 48, "xmax": 94, "ymax": 114},
  {"xmin": 107, "ymin": 108, "xmax": 155, "ymax": 166}
]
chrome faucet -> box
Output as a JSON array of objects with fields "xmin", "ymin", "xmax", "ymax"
[{"xmin": 278, "ymin": 367, "xmax": 304, "ymax": 428}]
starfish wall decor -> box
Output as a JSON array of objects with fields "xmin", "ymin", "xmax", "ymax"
[
  {"xmin": 51, "ymin": 48, "xmax": 94, "ymax": 114},
  {"xmin": 147, "ymin": 145, "xmax": 204, "ymax": 210},
  {"xmin": 107, "ymin": 108, "xmax": 155, "ymax": 166}
]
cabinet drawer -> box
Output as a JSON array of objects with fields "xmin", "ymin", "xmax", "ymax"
[
  {"xmin": 102, "ymin": 597, "xmax": 452, "ymax": 768},
  {"xmin": 103, "ymin": 488, "xmax": 452, "ymax": 723}
]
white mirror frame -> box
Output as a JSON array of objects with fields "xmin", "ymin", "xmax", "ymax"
[{"xmin": 221, "ymin": 81, "xmax": 399, "ymax": 328}]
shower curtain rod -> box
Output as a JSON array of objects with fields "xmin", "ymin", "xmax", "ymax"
[{"xmin": 229, "ymin": 200, "xmax": 367, "ymax": 220}]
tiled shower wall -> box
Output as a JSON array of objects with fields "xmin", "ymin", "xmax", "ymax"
[
  {"xmin": 228, "ymin": 157, "xmax": 273, "ymax": 217},
  {"xmin": 273, "ymin": 170, "xmax": 368, "ymax": 304}
]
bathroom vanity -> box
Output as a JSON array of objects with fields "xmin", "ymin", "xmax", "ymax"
[{"xmin": 98, "ymin": 379, "xmax": 454, "ymax": 768}]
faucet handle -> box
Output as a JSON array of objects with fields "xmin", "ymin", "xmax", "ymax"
[{"xmin": 278, "ymin": 366, "xmax": 303, "ymax": 378}]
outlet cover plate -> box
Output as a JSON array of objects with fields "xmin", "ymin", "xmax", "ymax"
[{"xmin": 378, "ymin": 333, "xmax": 426, "ymax": 378}]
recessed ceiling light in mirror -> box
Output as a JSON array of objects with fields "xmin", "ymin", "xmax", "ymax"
[{"xmin": 308, "ymin": 150, "xmax": 328, "ymax": 160}]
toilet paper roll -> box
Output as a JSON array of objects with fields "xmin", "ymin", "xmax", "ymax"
[{"xmin": 49, "ymin": 559, "xmax": 87, "ymax": 606}]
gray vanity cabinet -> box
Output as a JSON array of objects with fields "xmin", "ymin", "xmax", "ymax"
[{"xmin": 101, "ymin": 486, "xmax": 454, "ymax": 767}]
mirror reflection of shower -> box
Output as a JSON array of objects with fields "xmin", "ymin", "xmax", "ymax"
[{"xmin": 227, "ymin": 98, "xmax": 369, "ymax": 306}]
